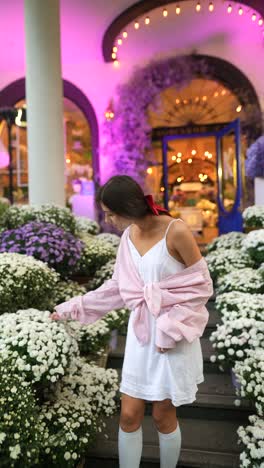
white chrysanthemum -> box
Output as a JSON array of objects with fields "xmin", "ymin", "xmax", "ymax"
[
  {"xmin": 238, "ymin": 414, "xmax": 264, "ymax": 467},
  {"xmin": 243, "ymin": 205, "xmax": 264, "ymax": 228}
]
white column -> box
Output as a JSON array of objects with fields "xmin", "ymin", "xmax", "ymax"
[
  {"xmin": 254, "ymin": 177, "xmax": 264, "ymax": 205},
  {"xmin": 24, "ymin": 0, "xmax": 65, "ymax": 205}
]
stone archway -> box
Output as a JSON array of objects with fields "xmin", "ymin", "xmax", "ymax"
[{"xmin": 0, "ymin": 78, "xmax": 100, "ymax": 187}]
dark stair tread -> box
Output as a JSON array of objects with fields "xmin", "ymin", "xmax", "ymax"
[
  {"xmin": 86, "ymin": 414, "xmax": 240, "ymax": 467},
  {"xmin": 110, "ymin": 336, "xmax": 214, "ymax": 362}
]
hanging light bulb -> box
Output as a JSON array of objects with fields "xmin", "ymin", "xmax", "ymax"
[
  {"xmin": 209, "ymin": 2, "xmax": 214, "ymax": 12},
  {"xmin": 111, "ymin": 52, "xmax": 116, "ymax": 59},
  {"xmin": 134, "ymin": 21, "xmax": 139, "ymax": 29},
  {"xmin": 227, "ymin": 4, "xmax": 232, "ymax": 13},
  {"xmin": 236, "ymin": 105, "xmax": 242, "ymax": 113},
  {"xmin": 252, "ymin": 13, "xmax": 257, "ymax": 22},
  {"xmin": 122, "ymin": 31, "xmax": 128, "ymax": 38},
  {"xmin": 163, "ymin": 8, "xmax": 168, "ymax": 17},
  {"xmin": 238, "ymin": 7, "xmax": 243, "ymax": 15},
  {"xmin": 147, "ymin": 167, "xmax": 153, "ymax": 174},
  {"xmin": 196, "ymin": 2, "xmax": 201, "ymax": 12},
  {"xmin": 145, "ymin": 16, "xmax": 150, "ymax": 25},
  {"xmin": 113, "ymin": 46, "xmax": 118, "ymax": 53},
  {"xmin": 117, "ymin": 38, "xmax": 122, "ymax": 45},
  {"xmin": 113, "ymin": 59, "xmax": 119, "ymax": 67},
  {"xmin": 258, "ymin": 18, "xmax": 264, "ymax": 26},
  {"xmin": 176, "ymin": 5, "xmax": 181, "ymax": 14}
]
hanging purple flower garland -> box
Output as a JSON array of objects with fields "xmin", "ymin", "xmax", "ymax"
[
  {"xmin": 246, "ymin": 135, "xmax": 264, "ymax": 178},
  {"xmin": 102, "ymin": 56, "xmax": 200, "ymax": 183}
]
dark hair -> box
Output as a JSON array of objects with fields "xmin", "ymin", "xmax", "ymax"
[{"xmin": 96, "ymin": 175, "xmax": 154, "ymax": 218}]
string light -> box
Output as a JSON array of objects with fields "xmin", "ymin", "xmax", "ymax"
[
  {"xmin": 236, "ymin": 105, "xmax": 242, "ymax": 113},
  {"xmin": 113, "ymin": 46, "xmax": 118, "ymax": 53},
  {"xmin": 252, "ymin": 13, "xmax": 257, "ymax": 22},
  {"xmin": 176, "ymin": 157, "xmax": 182, "ymax": 163},
  {"xmin": 202, "ymin": 96, "xmax": 207, "ymax": 101},
  {"xmin": 147, "ymin": 167, "xmax": 153, "ymax": 174},
  {"xmin": 188, "ymin": 158, "xmax": 193, "ymax": 163},
  {"xmin": 172, "ymin": 155, "xmax": 177, "ymax": 161},
  {"xmin": 113, "ymin": 59, "xmax": 119, "ymax": 67},
  {"xmin": 214, "ymin": 91, "xmax": 219, "ymax": 97},
  {"xmin": 134, "ymin": 21, "xmax": 139, "ymax": 29},
  {"xmin": 259, "ymin": 18, "xmax": 264, "ymax": 26},
  {"xmin": 177, "ymin": 177, "xmax": 183, "ymax": 182},
  {"xmin": 227, "ymin": 4, "xmax": 232, "ymax": 13},
  {"xmin": 122, "ymin": 31, "xmax": 128, "ymax": 38},
  {"xmin": 191, "ymin": 149, "xmax": 197, "ymax": 155},
  {"xmin": 177, "ymin": 152, "xmax": 182, "ymax": 157},
  {"xmin": 112, "ymin": 52, "xmax": 116, "ymax": 59},
  {"xmin": 117, "ymin": 38, "xmax": 122, "ymax": 45},
  {"xmin": 160, "ymin": 187, "xmax": 165, "ymax": 192},
  {"xmin": 66, "ymin": 158, "xmax": 71, "ymax": 164},
  {"xmin": 145, "ymin": 16, "xmax": 150, "ymax": 25},
  {"xmin": 163, "ymin": 8, "xmax": 168, "ymax": 17},
  {"xmin": 175, "ymin": 98, "xmax": 180, "ymax": 104},
  {"xmin": 196, "ymin": 2, "xmax": 201, "ymax": 12},
  {"xmin": 221, "ymin": 89, "xmax": 227, "ymax": 96},
  {"xmin": 209, "ymin": 2, "xmax": 214, "ymax": 12},
  {"xmin": 176, "ymin": 5, "xmax": 181, "ymax": 15},
  {"xmin": 238, "ymin": 7, "xmax": 243, "ymax": 15}
]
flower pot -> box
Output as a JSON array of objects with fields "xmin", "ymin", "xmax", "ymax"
[
  {"xmin": 254, "ymin": 177, "xmax": 264, "ymax": 205},
  {"xmin": 231, "ymin": 368, "xmax": 241, "ymax": 390}
]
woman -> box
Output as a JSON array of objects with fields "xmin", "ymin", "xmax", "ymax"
[{"xmin": 51, "ymin": 175, "xmax": 213, "ymax": 468}]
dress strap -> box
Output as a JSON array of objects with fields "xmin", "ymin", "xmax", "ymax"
[{"xmin": 164, "ymin": 218, "xmax": 183, "ymax": 240}]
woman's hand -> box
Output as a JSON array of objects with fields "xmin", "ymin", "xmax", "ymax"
[
  {"xmin": 50, "ymin": 312, "xmax": 61, "ymax": 321},
  {"xmin": 157, "ymin": 347, "xmax": 170, "ymax": 353}
]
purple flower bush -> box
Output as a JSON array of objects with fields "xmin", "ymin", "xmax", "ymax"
[
  {"xmin": 0, "ymin": 222, "xmax": 83, "ymax": 278},
  {"xmin": 245, "ymin": 136, "xmax": 264, "ymax": 178}
]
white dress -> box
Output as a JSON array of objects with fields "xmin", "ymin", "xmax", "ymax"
[{"xmin": 120, "ymin": 219, "xmax": 204, "ymax": 407}]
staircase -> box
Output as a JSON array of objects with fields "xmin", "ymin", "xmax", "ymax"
[{"xmin": 85, "ymin": 300, "xmax": 252, "ymax": 468}]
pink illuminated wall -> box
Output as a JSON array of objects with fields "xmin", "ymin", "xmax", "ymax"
[{"xmin": 0, "ymin": 0, "xmax": 263, "ymax": 183}]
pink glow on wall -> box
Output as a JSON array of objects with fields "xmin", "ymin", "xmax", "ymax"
[{"xmin": 0, "ymin": 139, "xmax": 9, "ymax": 168}]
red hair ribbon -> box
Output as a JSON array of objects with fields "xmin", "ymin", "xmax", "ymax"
[{"xmin": 144, "ymin": 194, "xmax": 171, "ymax": 216}]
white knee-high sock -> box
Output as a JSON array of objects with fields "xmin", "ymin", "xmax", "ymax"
[
  {"xmin": 118, "ymin": 426, "xmax": 143, "ymax": 468},
  {"xmin": 158, "ymin": 425, "xmax": 181, "ymax": 468}
]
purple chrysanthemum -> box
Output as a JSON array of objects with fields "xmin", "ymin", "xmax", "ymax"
[{"xmin": 0, "ymin": 222, "xmax": 83, "ymax": 277}]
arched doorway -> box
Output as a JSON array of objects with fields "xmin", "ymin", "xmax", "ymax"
[{"xmin": 0, "ymin": 79, "xmax": 99, "ymax": 215}]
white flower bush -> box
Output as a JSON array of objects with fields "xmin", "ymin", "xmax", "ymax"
[
  {"xmin": 97, "ymin": 232, "xmax": 120, "ymax": 249},
  {"xmin": 65, "ymin": 319, "xmax": 111, "ymax": 356},
  {"xmin": 243, "ymin": 205, "xmax": 264, "ymax": 228},
  {"xmin": 242, "ymin": 229, "xmax": 264, "ymax": 266},
  {"xmin": 1, "ymin": 204, "xmax": 76, "ymax": 233},
  {"xmin": 238, "ymin": 415, "xmax": 264, "ymax": 468},
  {"xmin": 206, "ymin": 231, "xmax": 246, "ymax": 253},
  {"xmin": 104, "ymin": 308, "xmax": 130, "ymax": 333},
  {"xmin": 40, "ymin": 357, "xmax": 118, "ymax": 466},
  {"xmin": 50, "ymin": 280, "xmax": 87, "ymax": 309},
  {"xmin": 215, "ymin": 292, "xmax": 264, "ymax": 322},
  {"xmin": 0, "ymin": 356, "xmax": 46, "ymax": 467},
  {"xmin": 210, "ymin": 318, "xmax": 264, "ymax": 370},
  {"xmin": 75, "ymin": 216, "xmax": 100, "ymax": 235},
  {"xmin": 216, "ymin": 268, "xmax": 264, "ymax": 294},
  {"xmin": 206, "ymin": 248, "xmax": 254, "ymax": 281},
  {"xmin": 0, "ymin": 309, "xmax": 79, "ymax": 386},
  {"xmin": 234, "ymin": 349, "xmax": 264, "ymax": 417},
  {"xmin": 0, "ymin": 253, "xmax": 59, "ymax": 314},
  {"xmin": 77, "ymin": 238, "xmax": 116, "ymax": 276},
  {"xmin": 87, "ymin": 258, "xmax": 115, "ymax": 289}
]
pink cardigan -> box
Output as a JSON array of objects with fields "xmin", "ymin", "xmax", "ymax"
[{"xmin": 55, "ymin": 228, "xmax": 213, "ymax": 348}]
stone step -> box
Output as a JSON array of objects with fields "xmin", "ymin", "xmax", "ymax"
[
  {"xmin": 107, "ymin": 334, "xmax": 224, "ymax": 374},
  {"xmin": 111, "ymin": 368, "xmax": 252, "ymax": 422},
  {"xmin": 85, "ymin": 414, "xmax": 241, "ymax": 468}
]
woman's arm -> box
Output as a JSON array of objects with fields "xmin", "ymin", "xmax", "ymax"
[
  {"xmin": 52, "ymin": 260, "xmax": 125, "ymax": 324},
  {"xmin": 168, "ymin": 220, "xmax": 202, "ymax": 266}
]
